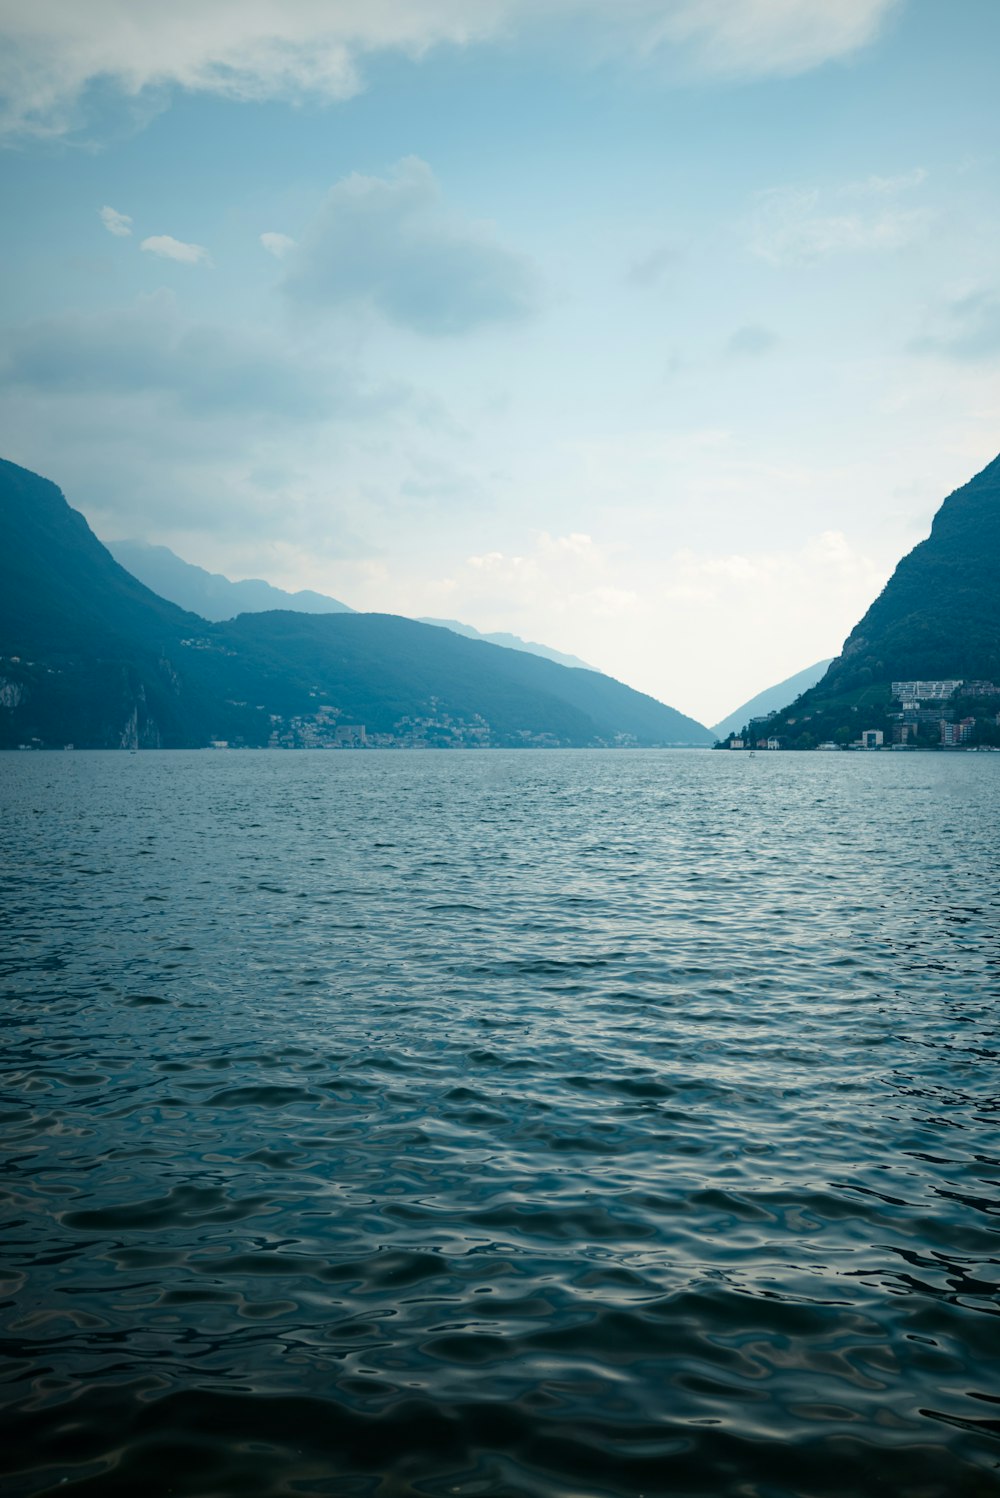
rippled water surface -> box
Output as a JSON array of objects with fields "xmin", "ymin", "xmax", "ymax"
[{"xmin": 2, "ymin": 749, "xmax": 999, "ymax": 1498}]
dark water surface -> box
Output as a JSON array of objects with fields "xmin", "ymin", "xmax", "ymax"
[{"xmin": 1, "ymin": 749, "xmax": 999, "ymax": 1498}]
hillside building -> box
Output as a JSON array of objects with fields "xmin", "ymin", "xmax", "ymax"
[
  {"xmin": 941, "ymin": 718, "xmax": 975, "ymax": 746},
  {"xmin": 891, "ymin": 680, "xmax": 963, "ymax": 701}
]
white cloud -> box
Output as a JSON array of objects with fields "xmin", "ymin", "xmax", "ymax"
[
  {"xmin": 465, "ymin": 532, "xmax": 640, "ymax": 619},
  {"xmin": 748, "ymin": 179, "xmax": 927, "ymax": 267},
  {"xmin": 99, "ymin": 204, "xmax": 132, "ymax": 237},
  {"xmin": 140, "ymin": 234, "xmax": 212, "ymax": 266},
  {"xmin": 284, "ymin": 156, "xmax": 538, "ymax": 335},
  {"xmin": 260, "ymin": 232, "xmax": 296, "ymax": 259},
  {"xmin": 664, "ymin": 529, "xmax": 884, "ymax": 606},
  {"xmin": 0, "ymin": 0, "xmax": 903, "ymax": 139},
  {"xmin": 846, "ymin": 167, "xmax": 927, "ymax": 196},
  {"xmin": 641, "ymin": 0, "xmax": 901, "ymax": 78}
]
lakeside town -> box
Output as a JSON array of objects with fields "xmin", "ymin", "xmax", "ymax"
[{"xmin": 726, "ymin": 680, "xmax": 1000, "ymax": 751}]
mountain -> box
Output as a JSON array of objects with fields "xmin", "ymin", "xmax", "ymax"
[
  {"xmin": 0, "ymin": 459, "xmax": 712, "ymax": 750},
  {"xmin": 711, "ymin": 659, "xmax": 832, "ymax": 740},
  {"xmin": 106, "ymin": 540, "xmax": 592, "ymax": 672},
  {"xmin": 0, "ymin": 459, "xmax": 220, "ymax": 748},
  {"xmin": 418, "ymin": 618, "xmax": 592, "ymax": 671},
  {"xmin": 106, "ymin": 539, "xmax": 355, "ymax": 620},
  {"xmin": 750, "ymin": 452, "xmax": 1000, "ymax": 748},
  {"xmin": 820, "ymin": 451, "xmax": 1000, "ymax": 687},
  {"xmin": 221, "ymin": 610, "xmax": 711, "ymax": 747}
]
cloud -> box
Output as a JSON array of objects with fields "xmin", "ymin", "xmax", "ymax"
[
  {"xmin": 0, "ymin": 294, "xmax": 395, "ymax": 421},
  {"xmin": 465, "ymin": 532, "xmax": 640, "ymax": 619},
  {"xmin": 99, "ymin": 204, "xmax": 132, "ymax": 237},
  {"xmin": 626, "ymin": 243, "xmax": 679, "ymax": 288},
  {"xmin": 664, "ymin": 529, "xmax": 885, "ymax": 613},
  {"xmin": 726, "ymin": 324, "xmax": 778, "ymax": 357},
  {"xmin": 0, "ymin": 293, "xmax": 415, "ymax": 550},
  {"xmin": 910, "ymin": 290, "xmax": 1000, "ymax": 362},
  {"xmin": 260, "ymin": 232, "xmax": 296, "ymax": 259},
  {"xmin": 0, "ymin": 1, "xmax": 903, "ymax": 139},
  {"xmin": 140, "ymin": 234, "xmax": 212, "ymax": 266},
  {"xmin": 644, "ymin": 0, "xmax": 901, "ymax": 78},
  {"xmin": 846, "ymin": 167, "xmax": 927, "ymax": 196},
  {"xmin": 284, "ymin": 156, "xmax": 538, "ymax": 335},
  {"xmin": 748, "ymin": 178, "xmax": 927, "ymax": 267}
]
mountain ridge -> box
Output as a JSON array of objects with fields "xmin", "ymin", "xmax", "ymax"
[
  {"xmin": 106, "ymin": 539, "xmax": 356, "ymax": 620},
  {"xmin": 106, "ymin": 537, "xmax": 593, "ymax": 671},
  {"xmin": 417, "ymin": 618, "xmax": 592, "ymax": 671}
]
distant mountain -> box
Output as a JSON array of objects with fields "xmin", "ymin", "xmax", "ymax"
[
  {"xmin": 106, "ymin": 539, "xmax": 355, "ymax": 620},
  {"xmin": 1, "ymin": 459, "xmax": 712, "ymax": 750},
  {"xmin": 711, "ymin": 659, "xmax": 832, "ymax": 739},
  {"xmin": 418, "ymin": 618, "xmax": 592, "ymax": 671},
  {"xmin": 107, "ymin": 540, "xmax": 594, "ymax": 675},
  {"xmin": 755, "ymin": 452, "xmax": 1000, "ymax": 748}
]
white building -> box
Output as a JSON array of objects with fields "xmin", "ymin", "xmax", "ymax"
[{"xmin": 891, "ymin": 680, "xmax": 962, "ymax": 701}]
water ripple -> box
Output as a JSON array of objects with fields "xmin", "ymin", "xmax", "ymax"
[{"xmin": 1, "ymin": 748, "xmax": 999, "ymax": 1497}]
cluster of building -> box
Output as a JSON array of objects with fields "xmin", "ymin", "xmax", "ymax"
[
  {"xmin": 726, "ymin": 677, "xmax": 1000, "ymax": 751},
  {"xmin": 728, "ymin": 731, "xmax": 780, "ymax": 750},
  {"xmin": 249, "ymin": 699, "xmax": 501, "ymax": 749},
  {"xmin": 888, "ymin": 679, "xmax": 1000, "ymax": 747},
  {"xmin": 260, "ymin": 700, "xmax": 366, "ymax": 749},
  {"xmin": 209, "ymin": 693, "xmax": 494, "ymax": 750}
]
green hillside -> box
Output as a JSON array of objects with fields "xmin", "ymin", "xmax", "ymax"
[
  {"xmin": 219, "ymin": 609, "xmax": 710, "ymax": 744},
  {"xmin": 734, "ymin": 453, "xmax": 1000, "ymax": 748}
]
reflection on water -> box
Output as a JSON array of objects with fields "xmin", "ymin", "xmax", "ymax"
[{"xmin": 1, "ymin": 748, "xmax": 998, "ymax": 1497}]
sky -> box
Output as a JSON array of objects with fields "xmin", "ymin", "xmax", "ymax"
[{"xmin": 1, "ymin": 0, "xmax": 999, "ymax": 726}]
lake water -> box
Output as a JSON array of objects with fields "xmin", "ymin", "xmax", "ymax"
[{"xmin": 1, "ymin": 749, "xmax": 998, "ymax": 1498}]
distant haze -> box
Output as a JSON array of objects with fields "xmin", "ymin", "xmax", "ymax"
[
  {"xmin": 107, "ymin": 540, "xmax": 355, "ymax": 621},
  {"xmin": 711, "ymin": 660, "xmax": 833, "ymax": 739},
  {"xmin": 106, "ymin": 538, "xmax": 592, "ymax": 671},
  {"xmin": 418, "ymin": 619, "xmax": 592, "ymax": 672}
]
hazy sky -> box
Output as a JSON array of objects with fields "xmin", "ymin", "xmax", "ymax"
[{"xmin": 2, "ymin": 0, "xmax": 999, "ymax": 724}]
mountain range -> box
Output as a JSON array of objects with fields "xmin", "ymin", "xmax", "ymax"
[
  {"xmin": 108, "ymin": 535, "xmax": 846, "ymax": 726},
  {"xmin": 107, "ymin": 538, "xmax": 594, "ymax": 671},
  {"xmin": 0, "ymin": 458, "xmax": 712, "ymax": 750}
]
